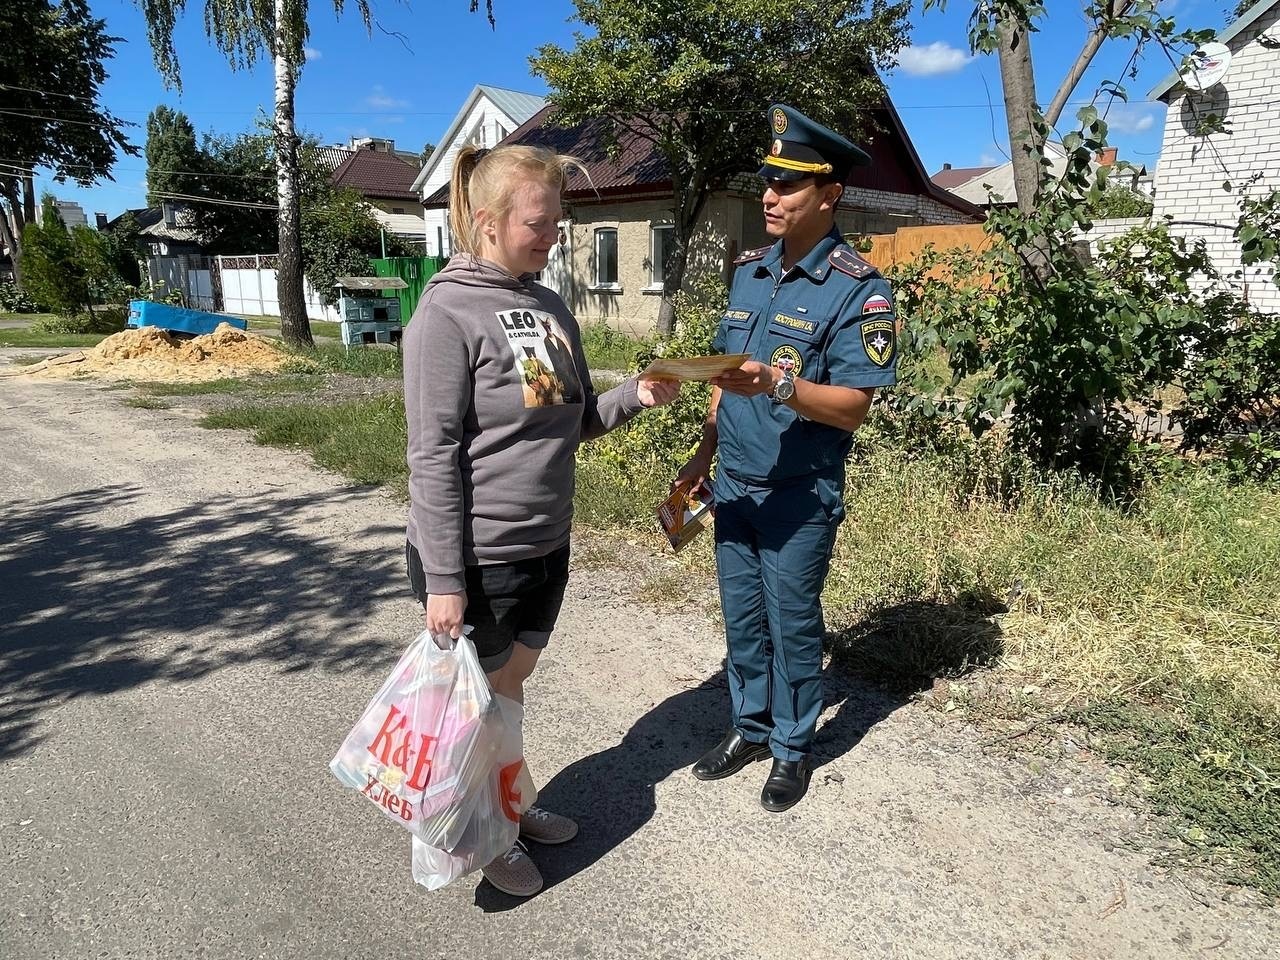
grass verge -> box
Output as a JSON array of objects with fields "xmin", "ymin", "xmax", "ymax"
[
  {"xmin": 0, "ymin": 330, "xmax": 109, "ymax": 348},
  {"xmin": 139, "ymin": 373, "xmax": 328, "ymax": 397},
  {"xmin": 201, "ymin": 394, "xmax": 408, "ymax": 496},
  {"xmin": 121, "ymin": 396, "xmax": 171, "ymax": 410},
  {"xmin": 245, "ymin": 315, "xmax": 342, "ymax": 339},
  {"xmin": 283, "ymin": 344, "xmax": 403, "ymax": 379}
]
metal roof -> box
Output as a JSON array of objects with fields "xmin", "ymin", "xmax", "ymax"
[
  {"xmin": 945, "ymin": 142, "xmax": 1071, "ymax": 206},
  {"xmin": 423, "ymin": 101, "xmax": 982, "ymax": 222},
  {"xmin": 411, "ymin": 85, "xmax": 548, "ymax": 193},
  {"xmin": 476, "ymin": 85, "xmax": 547, "ymax": 127},
  {"xmin": 330, "ymin": 149, "xmax": 420, "ymax": 201},
  {"xmin": 931, "ymin": 165, "xmax": 997, "ymax": 190},
  {"xmin": 1149, "ymin": 0, "xmax": 1279, "ymax": 101}
]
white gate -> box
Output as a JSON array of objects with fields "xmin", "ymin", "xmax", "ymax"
[{"xmin": 217, "ymin": 255, "xmax": 280, "ymax": 316}]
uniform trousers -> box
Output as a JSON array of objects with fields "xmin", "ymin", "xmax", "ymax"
[{"xmin": 713, "ymin": 468, "xmax": 844, "ymax": 762}]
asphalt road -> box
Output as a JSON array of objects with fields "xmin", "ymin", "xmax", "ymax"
[{"xmin": 2, "ymin": 371, "xmax": 1277, "ymax": 960}]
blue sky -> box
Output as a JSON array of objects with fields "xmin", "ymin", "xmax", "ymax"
[{"xmin": 34, "ymin": 0, "xmax": 1233, "ymax": 220}]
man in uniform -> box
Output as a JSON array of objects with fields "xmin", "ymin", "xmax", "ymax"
[{"xmin": 675, "ymin": 104, "xmax": 898, "ymax": 811}]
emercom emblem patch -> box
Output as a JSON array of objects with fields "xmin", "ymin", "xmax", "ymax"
[
  {"xmin": 861, "ymin": 318, "xmax": 895, "ymax": 368},
  {"xmin": 770, "ymin": 343, "xmax": 803, "ymax": 377}
]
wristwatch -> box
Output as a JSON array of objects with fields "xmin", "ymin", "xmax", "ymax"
[{"xmin": 770, "ymin": 366, "xmax": 796, "ymax": 403}]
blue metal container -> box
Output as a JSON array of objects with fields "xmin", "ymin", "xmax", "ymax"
[{"xmin": 127, "ymin": 300, "xmax": 248, "ymax": 337}]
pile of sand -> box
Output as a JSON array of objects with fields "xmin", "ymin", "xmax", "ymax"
[{"xmin": 5, "ymin": 323, "xmax": 291, "ymax": 383}]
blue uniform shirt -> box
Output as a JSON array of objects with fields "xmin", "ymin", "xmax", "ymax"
[{"xmin": 712, "ymin": 227, "xmax": 897, "ymax": 485}]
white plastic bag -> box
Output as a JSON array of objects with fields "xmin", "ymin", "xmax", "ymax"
[
  {"xmin": 411, "ymin": 694, "xmax": 538, "ymax": 891},
  {"xmin": 329, "ymin": 630, "xmax": 503, "ymax": 840}
]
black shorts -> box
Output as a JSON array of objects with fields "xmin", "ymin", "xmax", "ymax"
[{"xmin": 405, "ymin": 540, "xmax": 570, "ymax": 673}]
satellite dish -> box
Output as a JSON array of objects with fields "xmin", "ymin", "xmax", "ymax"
[{"xmin": 1181, "ymin": 42, "xmax": 1232, "ymax": 91}]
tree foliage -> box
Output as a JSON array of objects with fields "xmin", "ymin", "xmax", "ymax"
[
  {"xmin": 0, "ymin": 0, "xmax": 135, "ymax": 282},
  {"xmin": 888, "ymin": 106, "xmax": 1280, "ymax": 487},
  {"xmin": 1085, "ymin": 183, "xmax": 1154, "ymax": 219},
  {"xmin": 144, "ymin": 106, "xmax": 203, "ymax": 205},
  {"xmin": 301, "ymin": 185, "xmax": 413, "ymax": 306},
  {"xmin": 531, "ymin": 0, "xmax": 912, "ymax": 332},
  {"xmin": 19, "ymin": 196, "xmax": 126, "ymax": 319}
]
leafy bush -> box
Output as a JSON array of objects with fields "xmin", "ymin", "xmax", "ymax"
[
  {"xmin": 1086, "ymin": 185, "xmax": 1153, "ymax": 220},
  {"xmin": 21, "ymin": 197, "xmax": 135, "ymax": 319},
  {"xmin": 0, "ymin": 279, "xmax": 43, "ymax": 313},
  {"xmin": 884, "ymin": 107, "xmax": 1280, "ymax": 491},
  {"xmin": 300, "ymin": 186, "xmax": 414, "ymax": 306},
  {"xmin": 579, "ymin": 321, "xmax": 650, "ymax": 371},
  {"xmin": 578, "ymin": 279, "xmax": 724, "ymax": 488},
  {"xmin": 1176, "ymin": 304, "xmax": 1280, "ymax": 482},
  {"xmin": 31, "ymin": 306, "xmax": 127, "ymax": 335}
]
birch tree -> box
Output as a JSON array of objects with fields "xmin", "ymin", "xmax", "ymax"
[{"xmin": 925, "ymin": 2, "xmax": 1193, "ymax": 212}]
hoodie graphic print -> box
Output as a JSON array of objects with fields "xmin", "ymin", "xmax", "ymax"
[{"xmin": 404, "ymin": 254, "xmax": 644, "ymax": 595}]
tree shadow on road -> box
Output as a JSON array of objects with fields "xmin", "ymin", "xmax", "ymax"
[
  {"xmin": 472, "ymin": 593, "xmax": 1004, "ymax": 911},
  {"xmin": 0, "ymin": 483, "xmax": 408, "ymax": 763}
]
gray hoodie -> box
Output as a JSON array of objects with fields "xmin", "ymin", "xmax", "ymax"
[{"xmin": 404, "ymin": 253, "xmax": 644, "ymax": 595}]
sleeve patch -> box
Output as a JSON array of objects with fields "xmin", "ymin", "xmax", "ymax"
[
  {"xmin": 861, "ymin": 294, "xmax": 893, "ymax": 314},
  {"xmin": 860, "ymin": 318, "xmax": 896, "ymax": 367}
]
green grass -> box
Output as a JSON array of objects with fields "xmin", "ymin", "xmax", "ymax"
[
  {"xmin": 245, "ymin": 315, "xmax": 343, "ymax": 339},
  {"xmin": 580, "ymin": 321, "xmax": 650, "ymax": 371},
  {"xmin": 0, "ymin": 311, "xmax": 62, "ymax": 325},
  {"xmin": 201, "ymin": 393, "xmax": 408, "ymax": 496},
  {"xmin": 283, "ymin": 343, "xmax": 403, "ymax": 379},
  {"xmin": 139, "ymin": 373, "xmax": 327, "ymax": 397},
  {"xmin": 0, "ymin": 329, "xmax": 109, "ymax": 348},
  {"xmin": 121, "ymin": 396, "xmax": 171, "ymax": 410}
]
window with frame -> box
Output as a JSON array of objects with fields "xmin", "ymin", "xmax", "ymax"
[
  {"xmin": 650, "ymin": 224, "xmax": 675, "ymax": 287},
  {"xmin": 593, "ymin": 227, "xmax": 619, "ymax": 288}
]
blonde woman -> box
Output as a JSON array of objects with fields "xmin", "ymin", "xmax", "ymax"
[{"xmin": 403, "ymin": 145, "xmax": 679, "ymax": 897}]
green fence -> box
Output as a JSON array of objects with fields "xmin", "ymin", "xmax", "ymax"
[{"xmin": 371, "ymin": 256, "xmax": 446, "ymax": 321}]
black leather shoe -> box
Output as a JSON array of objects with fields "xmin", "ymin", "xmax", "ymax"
[
  {"xmin": 760, "ymin": 758, "xmax": 810, "ymax": 812},
  {"xmin": 692, "ymin": 730, "xmax": 772, "ymax": 781}
]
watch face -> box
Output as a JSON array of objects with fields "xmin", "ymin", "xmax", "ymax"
[{"xmin": 774, "ymin": 378, "xmax": 795, "ymax": 401}]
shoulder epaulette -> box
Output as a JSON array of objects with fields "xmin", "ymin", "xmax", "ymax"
[
  {"xmin": 829, "ymin": 247, "xmax": 879, "ymax": 280},
  {"xmin": 734, "ymin": 245, "xmax": 772, "ymax": 265}
]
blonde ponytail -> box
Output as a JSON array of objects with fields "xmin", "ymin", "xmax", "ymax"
[{"xmin": 448, "ymin": 144, "xmax": 587, "ymax": 256}]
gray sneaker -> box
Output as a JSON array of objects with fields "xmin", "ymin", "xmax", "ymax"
[
  {"xmin": 519, "ymin": 806, "xmax": 579, "ymax": 845},
  {"xmin": 481, "ymin": 842, "xmax": 543, "ymax": 897}
]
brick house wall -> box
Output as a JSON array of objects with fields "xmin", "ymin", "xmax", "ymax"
[{"xmin": 1152, "ymin": 3, "xmax": 1280, "ymax": 312}]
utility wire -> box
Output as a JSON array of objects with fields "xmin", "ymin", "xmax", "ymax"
[
  {"xmin": 151, "ymin": 190, "xmax": 278, "ymax": 210},
  {"xmin": 0, "ymin": 156, "xmax": 277, "ymax": 181},
  {"xmin": 0, "ymin": 82, "xmax": 99, "ymax": 103}
]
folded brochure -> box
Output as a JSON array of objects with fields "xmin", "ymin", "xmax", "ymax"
[
  {"xmin": 657, "ymin": 482, "xmax": 714, "ymax": 552},
  {"xmin": 640, "ymin": 353, "xmax": 750, "ymax": 382}
]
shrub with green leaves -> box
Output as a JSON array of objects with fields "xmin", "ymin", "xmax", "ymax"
[
  {"xmin": 887, "ymin": 106, "xmax": 1280, "ymax": 489},
  {"xmin": 0, "ymin": 278, "xmax": 43, "ymax": 313},
  {"xmin": 579, "ymin": 279, "xmax": 724, "ymax": 484}
]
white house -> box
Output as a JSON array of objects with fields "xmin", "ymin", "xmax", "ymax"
[
  {"xmin": 411, "ymin": 85, "xmax": 546, "ymax": 257},
  {"xmin": 1149, "ymin": 0, "xmax": 1280, "ymax": 312}
]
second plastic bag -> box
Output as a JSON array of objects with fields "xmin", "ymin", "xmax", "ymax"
[{"xmin": 411, "ymin": 695, "xmax": 537, "ymax": 891}]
